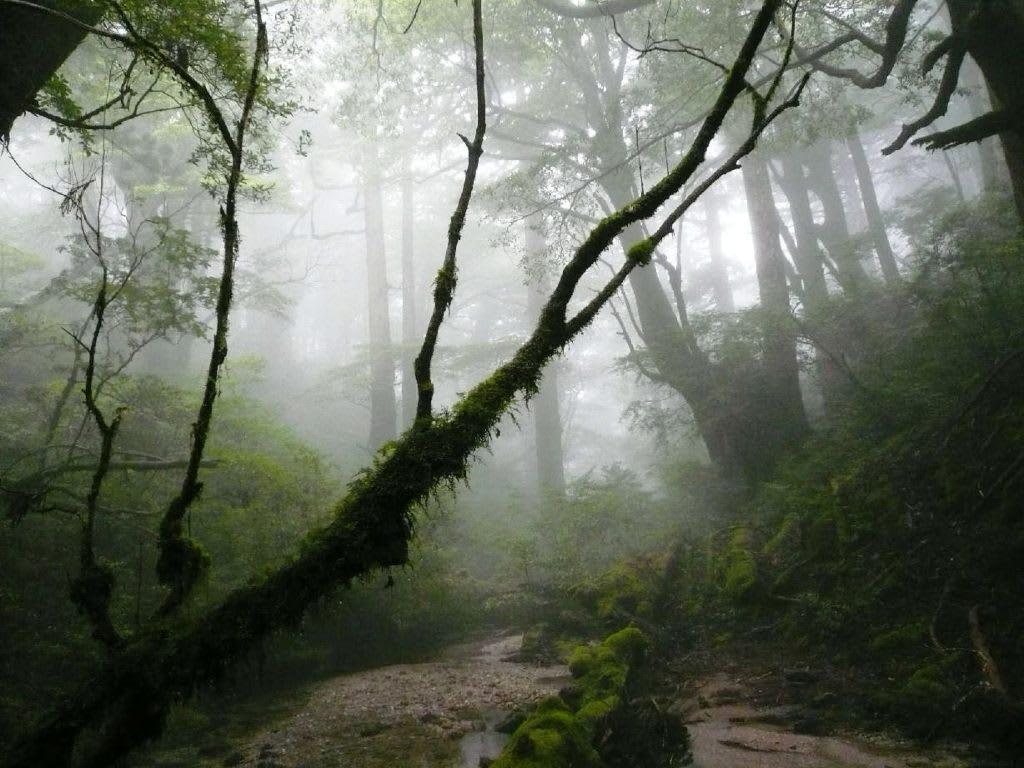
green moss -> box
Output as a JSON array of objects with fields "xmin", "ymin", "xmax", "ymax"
[
  {"xmin": 626, "ymin": 237, "xmax": 655, "ymax": 266},
  {"xmin": 492, "ymin": 699, "xmax": 601, "ymax": 768},
  {"xmin": 868, "ymin": 623, "xmax": 927, "ymax": 656},
  {"xmin": 496, "ymin": 629, "xmax": 649, "ymax": 766},
  {"xmin": 904, "ymin": 667, "xmax": 949, "ymax": 701},
  {"xmin": 602, "ymin": 626, "xmax": 648, "ymax": 660},
  {"xmin": 723, "ymin": 526, "xmax": 757, "ymax": 598}
]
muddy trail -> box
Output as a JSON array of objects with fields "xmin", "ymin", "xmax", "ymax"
[
  {"xmin": 132, "ymin": 634, "xmax": 978, "ymax": 768},
  {"xmin": 233, "ymin": 634, "xmax": 569, "ymax": 768},
  {"xmin": 674, "ymin": 671, "xmax": 969, "ymax": 768}
]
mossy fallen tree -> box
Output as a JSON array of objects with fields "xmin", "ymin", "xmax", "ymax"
[
  {"xmin": 492, "ymin": 627, "xmax": 687, "ymax": 768},
  {"xmin": 2, "ymin": 3, "xmax": 791, "ymax": 766}
]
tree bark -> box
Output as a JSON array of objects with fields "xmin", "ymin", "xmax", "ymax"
[
  {"xmin": 362, "ymin": 144, "xmax": 397, "ymax": 449},
  {"xmin": 846, "ymin": 130, "xmax": 899, "ymax": 283}
]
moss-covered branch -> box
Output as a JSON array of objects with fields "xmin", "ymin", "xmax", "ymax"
[{"xmin": 414, "ymin": 0, "xmax": 486, "ymax": 421}]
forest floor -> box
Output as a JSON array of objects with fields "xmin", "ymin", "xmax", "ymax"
[
  {"xmin": 129, "ymin": 633, "xmax": 988, "ymax": 768},
  {"xmin": 662, "ymin": 639, "xmax": 983, "ymax": 768},
  {"xmin": 128, "ymin": 633, "xmax": 570, "ymax": 768}
]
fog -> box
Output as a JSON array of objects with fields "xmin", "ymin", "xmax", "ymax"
[{"xmin": 1, "ymin": 2, "xmax": 1022, "ymax": 766}]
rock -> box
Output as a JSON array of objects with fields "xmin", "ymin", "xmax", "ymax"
[{"xmin": 221, "ymin": 751, "xmax": 245, "ymax": 767}]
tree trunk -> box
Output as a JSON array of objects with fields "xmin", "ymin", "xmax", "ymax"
[
  {"xmin": 401, "ymin": 167, "xmax": 418, "ymax": 431},
  {"xmin": 524, "ymin": 225, "xmax": 566, "ymax": 498},
  {"xmin": 804, "ymin": 141, "xmax": 868, "ymax": 290},
  {"xmin": 834, "ymin": 141, "xmax": 867, "ymax": 232},
  {"xmin": 845, "ymin": 130, "xmax": 899, "ymax": 283},
  {"xmin": 702, "ymin": 184, "xmax": 735, "ymax": 313},
  {"xmin": 741, "ymin": 152, "xmax": 809, "ymax": 451},
  {"xmin": 947, "ymin": 0, "xmax": 1024, "ymax": 221},
  {"xmin": 963, "ymin": 56, "xmax": 1007, "ymax": 194},
  {"xmin": 362, "ymin": 145, "xmax": 397, "ymax": 449},
  {"xmin": 0, "ymin": 1, "xmax": 104, "ymax": 140},
  {"xmin": 777, "ymin": 153, "xmax": 828, "ymax": 306},
  {"xmin": 776, "ymin": 152, "xmax": 846, "ymax": 415}
]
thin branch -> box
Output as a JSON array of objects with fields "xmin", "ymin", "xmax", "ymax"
[
  {"xmin": 912, "ymin": 110, "xmax": 1012, "ymax": 152},
  {"xmin": 155, "ymin": 0, "xmax": 268, "ymax": 616},
  {"xmin": 883, "ymin": 43, "xmax": 966, "ymax": 155},
  {"xmin": 413, "ymin": 0, "xmax": 487, "ymax": 421}
]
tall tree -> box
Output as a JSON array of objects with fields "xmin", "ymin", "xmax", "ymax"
[
  {"xmin": 845, "ymin": 130, "xmax": 899, "ymax": 282},
  {"xmin": 362, "ymin": 143, "xmax": 398, "ymax": 449},
  {"xmin": 400, "ymin": 166, "xmax": 418, "ymax": 431},
  {"xmin": 525, "ymin": 220, "xmax": 566, "ymax": 498},
  {"xmin": 740, "ymin": 151, "xmax": 809, "ymax": 449}
]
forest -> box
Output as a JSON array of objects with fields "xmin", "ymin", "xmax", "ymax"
[{"xmin": 1, "ymin": 1, "xmax": 1023, "ymax": 766}]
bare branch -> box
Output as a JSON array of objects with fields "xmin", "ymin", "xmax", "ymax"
[
  {"xmin": 912, "ymin": 110, "xmax": 1012, "ymax": 152},
  {"xmin": 883, "ymin": 43, "xmax": 966, "ymax": 155}
]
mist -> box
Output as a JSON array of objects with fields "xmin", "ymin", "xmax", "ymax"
[{"xmin": 1, "ymin": 2, "xmax": 1023, "ymax": 766}]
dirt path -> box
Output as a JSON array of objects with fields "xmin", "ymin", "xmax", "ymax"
[
  {"xmin": 675, "ymin": 672, "xmax": 968, "ymax": 768},
  {"xmin": 236, "ymin": 634, "xmax": 569, "ymax": 768}
]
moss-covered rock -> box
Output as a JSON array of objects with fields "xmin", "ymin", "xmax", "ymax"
[
  {"xmin": 491, "ymin": 698, "xmax": 601, "ymax": 768},
  {"xmin": 722, "ymin": 526, "xmax": 758, "ymax": 598},
  {"xmin": 492, "ymin": 628, "xmax": 657, "ymax": 768}
]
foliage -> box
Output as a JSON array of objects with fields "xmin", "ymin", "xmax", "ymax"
[{"xmin": 656, "ymin": 193, "xmax": 1024, "ymax": 750}]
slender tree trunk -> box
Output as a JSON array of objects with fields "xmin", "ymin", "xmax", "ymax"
[
  {"xmin": 702, "ymin": 184, "xmax": 735, "ymax": 313},
  {"xmin": 834, "ymin": 142, "xmax": 867, "ymax": 232},
  {"xmin": 776, "ymin": 152, "xmax": 845, "ymax": 415},
  {"xmin": 741, "ymin": 153, "xmax": 809, "ymax": 452},
  {"xmin": 362, "ymin": 145, "xmax": 397, "ymax": 449},
  {"xmin": 777, "ymin": 153, "xmax": 828, "ymax": 306},
  {"xmin": 401, "ymin": 167, "xmax": 417, "ymax": 431},
  {"xmin": 525, "ymin": 220, "xmax": 566, "ymax": 498},
  {"xmin": 846, "ymin": 130, "xmax": 899, "ymax": 283},
  {"xmin": 804, "ymin": 141, "xmax": 867, "ymax": 289}
]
